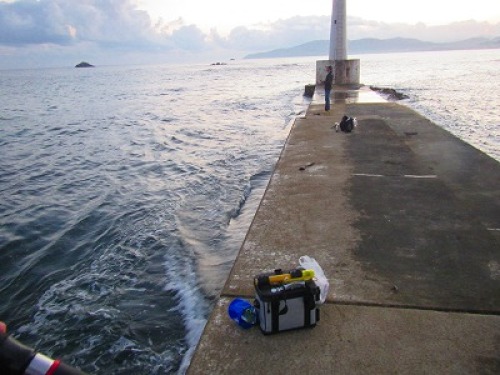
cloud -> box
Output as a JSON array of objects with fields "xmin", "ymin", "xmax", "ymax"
[
  {"xmin": 0, "ymin": 0, "xmax": 159, "ymax": 48},
  {"xmin": 0, "ymin": 0, "xmax": 75, "ymax": 45},
  {"xmin": 169, "ymin": 25, "xmax": 207, "ymax": 51},
  {"xmin": 215, "ymin": 16, "xmax": 330, "ymax": 51},
  {"xmin": 348, "ymin": 17, "xmax": 500, "ymax": 43}
]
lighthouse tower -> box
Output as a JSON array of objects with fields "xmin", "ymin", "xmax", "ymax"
[
  {"xmin": 316, "ymin": 0, "xmax": 360, "ymax": 86},
  {"xmin": 329, "ymin": 0, "xmax": 347, "ymax": 60}
]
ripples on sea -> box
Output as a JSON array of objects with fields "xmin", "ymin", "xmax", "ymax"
[
  {"xmin": 0, "ymin": 49, "xmax": 498, "ymax": 374},
  {"xmin": 0, "ymin": 61, "xmax": 310, "ymax": 374}
]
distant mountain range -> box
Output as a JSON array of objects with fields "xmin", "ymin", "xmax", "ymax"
[{"xmin": 244, "ymin": 37, "xmax": 500, "ymax": 59}]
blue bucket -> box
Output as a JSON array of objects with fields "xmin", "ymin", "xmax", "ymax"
[{"xmin": 228, "ymin": 298, "xmax": 256, "ymax": 329}]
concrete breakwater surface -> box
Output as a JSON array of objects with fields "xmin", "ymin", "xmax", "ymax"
[{"xmin": 0, "ymin": 49, "xmax": 499, "ymax": 374}]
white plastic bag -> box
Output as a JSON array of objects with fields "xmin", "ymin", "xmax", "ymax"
[{"xmin": 299, "ymin": 255, "xmax": 329, "ymax": 304}]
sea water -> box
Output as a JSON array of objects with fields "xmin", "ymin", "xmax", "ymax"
[{"xmin": 0, "ymin": 49, "xmax": 498, "ymax": 374}]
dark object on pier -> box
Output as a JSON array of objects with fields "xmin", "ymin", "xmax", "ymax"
[
  {"xmin": 304, "ymin": 84, "xmax": 315, "ymax": 97},
  {"xmin": 370, "ymin": 86, "xmax": 408, "ymax": 100}
]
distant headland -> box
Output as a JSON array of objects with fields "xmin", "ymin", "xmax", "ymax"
[
  {"xmin": 245, "ymin": 36, "xmax": 500, "ymax": 59},
  {"xmin": 75, "ymin": 61, "xmax": 95, "ymax": 68}
]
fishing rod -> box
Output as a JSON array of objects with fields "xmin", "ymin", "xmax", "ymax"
[{"xmin": 0, "ymin": 330, "xmax": 87, "ymax": 375}]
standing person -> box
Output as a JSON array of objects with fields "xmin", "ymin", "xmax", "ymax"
[{"xmin": 324, "ymin": 65, "xmax": 333, "ymax": 112}]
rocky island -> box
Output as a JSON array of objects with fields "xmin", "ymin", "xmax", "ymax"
[{"xmin": 75, "ymin": 61, "xmax": 95, "ymax": 68}]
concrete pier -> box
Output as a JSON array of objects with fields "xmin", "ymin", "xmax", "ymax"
[{"xmin": 187, "ymin": 88, "xmax": 500, "ymax": 374}]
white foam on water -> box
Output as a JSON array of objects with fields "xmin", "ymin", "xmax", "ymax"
[{"xmin": 163, "ymin": 244, "xmax": 210, "ymax": 375}]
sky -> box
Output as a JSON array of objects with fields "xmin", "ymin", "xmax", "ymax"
[
  {"xmin": 138, "ymin": 0, "xmax": 500, "ymax": 32},
  {"xmin": 0, "ymin": 0, "xmax": 499, "ymax": 69}
]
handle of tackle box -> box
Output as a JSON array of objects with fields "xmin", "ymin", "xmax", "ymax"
[{"xmin": 255, "ymin": 269, "xmax": 315, "ymax": 287}]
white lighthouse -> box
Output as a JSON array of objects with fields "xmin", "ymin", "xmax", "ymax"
[
  {"xmin": 317, "ymin": 0, "xmax": 360, "ymax": 86},
  {"xmin": 329, "ymin": 0, "xmax": 347, "ymax": 60}
]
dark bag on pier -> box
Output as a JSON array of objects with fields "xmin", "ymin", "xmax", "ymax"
[{"xmin": 339, "ymin": 115, "xmax": 354, "ymax": 132}]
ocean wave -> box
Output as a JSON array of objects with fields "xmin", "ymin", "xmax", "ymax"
[
  {"xmin": 163, "ymin": 241, "xmax": 209, "ymax": 375},
  {"xmin": 14, "ymin": 207, "xmax": 191, "ymax": 374}
]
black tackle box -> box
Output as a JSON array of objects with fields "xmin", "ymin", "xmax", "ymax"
[{"xmin": 254, "ymin": 270, "xmax": 320, "ymax": 335}]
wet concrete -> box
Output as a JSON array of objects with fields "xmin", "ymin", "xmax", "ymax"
[{"xmin": 187, "ymin": 88, "xmax": 500, "ymax": 374}]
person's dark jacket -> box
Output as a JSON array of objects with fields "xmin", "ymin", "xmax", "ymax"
[{"xmin": 325, "ymin": 71, "xmax": 333, "ymax": 90}]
